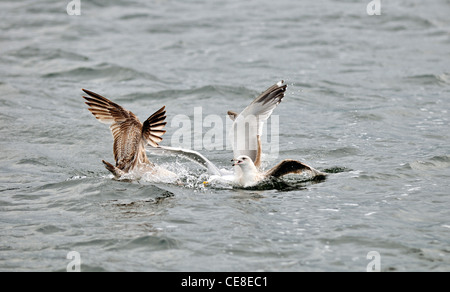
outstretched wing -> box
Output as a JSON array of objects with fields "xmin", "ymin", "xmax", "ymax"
[
  {"xmin": 228, "ymin": 81, "xmax": 286, "ymax": 167},
  {"xmin": 265, "ymin": 159, "xmax": 327, "ymax": 180},
  {"xmin": 82, "ymin": 89, "xmax": 144, "ymax": 171},
  {"xmin": 142, "ymin": 106, "xmax": 167, "ymax": 148},
  {"xmin": 147, "ymin": 145, "xmax": 224, "ymax": 176}
]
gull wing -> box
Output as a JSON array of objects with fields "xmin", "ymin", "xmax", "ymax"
[
  {"xmin": 228, "ymin": 81, "xmax": 286, "ymax": 167},
  {"xmin": 82, "ymin": 89, "xmax": 145, "ymax": 171},
  {"xmin": 142, "ymin": 106, "xmax": 167, "ymax": 148},
  {"xmin": 147, "ymin": 145, "xmax": 223, "ymax": 176},
  {"xmin": 265, "ymin": 159, "xmax": 327, "ymax": 180}
]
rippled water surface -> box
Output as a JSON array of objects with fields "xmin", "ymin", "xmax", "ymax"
[{"xmin": 1, "ymin": 0, "xmax": 449, "ymax": 271}]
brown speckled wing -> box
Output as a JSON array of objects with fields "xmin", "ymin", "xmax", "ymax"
[
  {"xmin": 142, "ymin": 106, "xmax": 167, "ymax": 148},
  {"xmin": 82, "ymin": 89, "xmax": 144, "ymax": 171}
]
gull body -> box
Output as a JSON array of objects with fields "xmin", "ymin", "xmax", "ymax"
[
  {"xmin": 82, "ymin": 89, "xmax": 176, "ymax": 180},
  {"xmin": 232, "ymin": 155, "xmax": 326, "ymax": 188}
]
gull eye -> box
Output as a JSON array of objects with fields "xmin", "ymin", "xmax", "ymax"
[{"xmin": 242, "ymin": 157, "xmax": 246, "ymax": 160}]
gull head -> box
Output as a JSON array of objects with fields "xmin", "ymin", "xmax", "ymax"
[{"xmin": 232, "ymin": 155, "xmax": 256, "ymax": 170}]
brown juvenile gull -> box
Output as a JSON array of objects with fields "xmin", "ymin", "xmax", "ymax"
[{"xmin": 82, "ymin": 89, "xmax": 175, "ymax": 179}]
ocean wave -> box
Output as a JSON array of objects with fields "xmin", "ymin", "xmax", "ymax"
[
  {"xmin": 123, "ymin": 84, "xmax": 256, "ymax": 103},
  {"xmin": 42, "ymin": 62, "xmax": 160, "ymax": 83},
  {"xmin": 8, "ymin": 46, "xmax": 89, "ymax": 63},
  {"xmin": 405, "ymin": 73, "xmax": 450, "ymax": 86},
  {"xmin": 408, "ymin": 155, "xmax": 450, "ymax": 171}
]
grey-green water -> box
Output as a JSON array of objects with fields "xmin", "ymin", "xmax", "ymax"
[{"xmin": 0, "ymin": 0, "xmax": 449, "ymax": 271}]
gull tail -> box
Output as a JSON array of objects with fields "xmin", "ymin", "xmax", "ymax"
[{"xmin": 102, "ymin": 160, "xmax": 125, "ymax": 178}]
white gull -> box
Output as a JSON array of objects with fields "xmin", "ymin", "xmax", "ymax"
[{"xmin": 148, "ymin": 81, "xmax": 326, "ymax": 187}]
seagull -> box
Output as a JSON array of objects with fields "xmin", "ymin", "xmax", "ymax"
[
  {"xmin": 148, "ymin": 81, "xmax": 326, "ymax": 188},
  {"xmin": 226, "ymin": 80, "xmax": 326, "ymax": 186},
  {"xmin": 232, "ymin": 155, "xmax": 326, "ymax": 188},
  {"xmin": 82, "ymin": 89, "xmax": 176, "ymax": 180}
]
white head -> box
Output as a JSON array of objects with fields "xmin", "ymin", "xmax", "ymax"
[{"xmin": 232, "ymin": 155, "xmax": 257, "ymax": 171}]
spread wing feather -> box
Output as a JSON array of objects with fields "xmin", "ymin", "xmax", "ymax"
[
  {"xmin": 228, "ymin": 81, "xmax": 287, "ymax": 166},
  {"xmin": 142, "ymin": 106, "xmax": 167, "ymax": 147},
  {"xmin": 83, "ymin": 89, "xmax": 167, "ymax": 172}
]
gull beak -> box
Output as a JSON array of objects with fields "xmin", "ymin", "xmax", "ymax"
[{"xmin": 232, "ymin": 159, "xmax": 242, "ymax": 166}]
